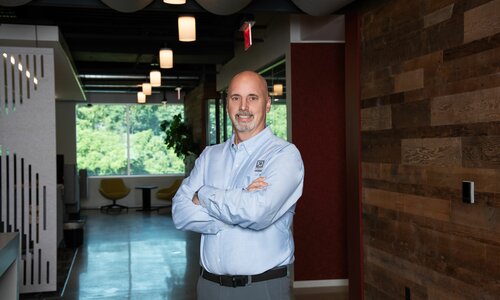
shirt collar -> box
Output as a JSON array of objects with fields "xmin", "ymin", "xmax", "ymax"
[{"xmin": 230, "ymin": 127, "xmax": 273, "ymax": 155}]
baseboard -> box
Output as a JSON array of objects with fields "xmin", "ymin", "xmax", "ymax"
[{"xmin": 293, "ymin": 279, "xmax": 348, "ymax": 288}]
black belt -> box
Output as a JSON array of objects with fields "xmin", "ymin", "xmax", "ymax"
[{"xmin": 201, "ymin": 266, "xmax": 288, "ymax": 288}]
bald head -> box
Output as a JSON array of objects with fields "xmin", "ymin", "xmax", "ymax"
[{"xmin": 228, "ymin": 71, "xmax": 269, "ymax": 98}]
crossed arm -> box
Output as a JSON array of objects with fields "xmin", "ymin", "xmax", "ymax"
[
  {"xmin": 192, "ymin": 176, "xmax": 268, "ymax": 205},
  {"xmin": 172, "ymin": 146, "xmax": 304, "ymax": 233}
]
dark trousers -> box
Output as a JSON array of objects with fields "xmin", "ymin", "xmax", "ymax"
[{"xmin": 197, "ymin": 274, "xmax": 291, "ymax": 300}]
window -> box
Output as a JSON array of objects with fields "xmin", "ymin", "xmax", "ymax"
[
  {"xmin": 207, "ymin": 98, "xmax": 232, "ymax": 145},
  {"xmin": 76, "ymin": 104, "xmax": 184, "ymax": 176},
  {"xmin": 266, "ymin": 103, "xmax": 287, "ymax": 140},
  {"xmin": 261, "ymin": 58, "xmax": 287, "ymax": 140}
]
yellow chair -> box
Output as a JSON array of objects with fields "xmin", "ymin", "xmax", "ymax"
[
  {"xmin": 156, "ymin": 179, "xmax": 182, "ymax": 213},
  {"xmin": 99, "ymin": 178, "xmax": 130, "ymax": 213}
]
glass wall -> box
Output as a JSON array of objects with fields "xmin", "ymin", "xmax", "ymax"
[{"xmin": 76, "ymin": 104, "xmax": 185, "ymax": 176}]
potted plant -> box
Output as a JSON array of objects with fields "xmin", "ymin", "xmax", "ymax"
[{"xmin": 160, "ymin": 114, "xmax": 199, "ymax": 175}]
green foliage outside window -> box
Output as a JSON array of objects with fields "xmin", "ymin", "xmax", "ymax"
[
  {"xmin": 266, "ymin": 104, "xmax": 287, "ymax": 140},
  {"xmin": 76, "ymin": 104, "xmax": 185, "ymax": 176}
]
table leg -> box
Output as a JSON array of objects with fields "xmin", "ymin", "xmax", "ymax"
[{"xmin": 137, "ymin": 189, "xmax": 153, "ymax": 211}]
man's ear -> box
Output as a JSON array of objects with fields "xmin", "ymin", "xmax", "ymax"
[{"xmin": 266, "ymin": 96, "xmax": 271, "ymax": 113}]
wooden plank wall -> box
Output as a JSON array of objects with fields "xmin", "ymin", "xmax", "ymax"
[{"xmin": 360, "ymin": 0, "xmax": 500, "ymax": 298}]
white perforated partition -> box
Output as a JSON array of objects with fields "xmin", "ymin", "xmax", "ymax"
[{"xmin": 0, "ymin": 46, "xmax": 57, "ymax": 293}]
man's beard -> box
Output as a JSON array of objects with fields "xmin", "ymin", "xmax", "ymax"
[{"xmin": 232, "ymin": 110, "xmax": 255, "ymax": 132}]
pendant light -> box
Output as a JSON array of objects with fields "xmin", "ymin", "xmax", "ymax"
[
  {"xmin": 142, "ymin": 83, "xmax": 152, "ymax": 96},
  {"xmin": 150, "ymin": 70, "xmax": 161, "ymax": 87},
  {"xmin": 178, "ymin": 15, "xmax": 196, "ymax": 42},
  {"xmin": 175, "ymin": 86, "xmax": 182, "ymax": 100},
  {"xmin": 159, "ymin": 48, "xmax": 173, "ymax": 69},
  {"xmin": 273, "ymin": 84, "xmax": 283, "ymax": 96},
  {"xmin": 137, "ymin": 92, "xmax": 146, "ymax": 103}
]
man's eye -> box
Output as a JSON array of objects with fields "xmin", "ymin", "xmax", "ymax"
[
  {"xmin": 230, "ymin": 96, "xmax": 240, "ymax": 101},
  {"xmin": 249, "ymin": 96, "xmax": 258, "ymax": 101}
]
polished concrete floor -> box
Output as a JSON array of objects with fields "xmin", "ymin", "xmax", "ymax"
[{"xmin": 58, "ymin": 209, "xmax": 347, "ymax": 300}]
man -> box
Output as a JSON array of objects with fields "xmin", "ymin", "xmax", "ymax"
[{"xmin": 172, "ymin": 70, "xmax": 304, "ymax": 300}]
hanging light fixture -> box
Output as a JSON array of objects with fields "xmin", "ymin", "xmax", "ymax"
[
  {"xmin": 150, "ymin": 70, "xmax": 161, "ymax": 87},
  {"xmin": 178, "ymin": 15, "xmax": 196, "ymax": 42},
  {"xmin": 273, "ymin": 84, "xmax": 283, "ymax": 96},
  {"xmin": 159, "ymin": 48, "xmax": 173, "ymax": 69},
  {"xmin": 137, "ymin": 92, "xmax": 146, "ymax": 103},
  {"xmin": 163, "ymin": 0, "xmax": 186, "ymax": 4},
  {"xmin": 142, "ymin": 83, "xmax": 152, "ymax": 96},
  {"xmin": 175, "ymin": 86, "xmax": 182, "ymax": 100}
]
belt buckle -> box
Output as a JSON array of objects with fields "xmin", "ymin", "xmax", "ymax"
[{"xmin": 231, "ymin": 275, "xmax": 248, "ymax": 288}]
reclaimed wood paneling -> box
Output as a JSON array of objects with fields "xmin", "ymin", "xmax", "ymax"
[
  {"xmin": 444, "ymin": 32, "xmax": 500, "ymax": 61},
  {"xmin": 361, "ymin": 105, "xmax": 392, "ymax": 131},
  {"xmin": 394, "ymin": 69, "xmax": 424, "ymax": 93},
  {"xmin": 464, "ymin": 0, "xmax": 500, "ymax": 43},
  {"xmin": 423, "ymin": 0, "xmax": 456, "ymax": 14},
  {"xmin": 363, "ymin": 188, "xmax": 451, "ymax": 221},
  {"xmin": 463, "ymin": 135, "xmax": 500, "ymax": 168},
  {"xmin": 437, "ymin": 47, "xmax": 500, "ymax": 83},
  {"xmin": 431, "ymin": 86, "xmax": 500, "ymax": 126},
  {"xmin": 401, "ymin": 137, "xmax": 462, "ymax": 166},
  {"xmin": 361, "ymin": 0, "xmax": 500, "ymax": 297},
  {"xmin": 392, "ymin": 100, "xmax": 430, "ymax": 129},
  {"xmin": 403, "ymin": 51, "xmax": 443, "ymax": 73},
  {"xmin": 361, "ymin": 92, "xmax": 404, "ymax": 109},
  {"xmin": 424, "ymin": 4, "xmax": 454, "ymax": 28},
  {"xmin": 364, "ymin": 208, "xmax": 500, "ymax": 281},
  {"xmin": 450, "ymin": 200, "xmax": 500, "ymax": 232},
  {"xmin": 362, "ymin": 136, "xmax": 401, "ymax": 163},
  {"xmin": 363, "ymin": 162, "xmax": 500, "ymax": 194},
  {"xmin": 365, "ymin": 245, "xmax": 500, "ymax": 299}
]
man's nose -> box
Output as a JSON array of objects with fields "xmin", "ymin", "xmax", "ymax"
[{"xmin": 239, "ymin": 98, "xmax": 248, "ymax": 110}]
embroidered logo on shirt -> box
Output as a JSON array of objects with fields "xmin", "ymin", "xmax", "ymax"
[{"xmin": 255, "ymin": 160, "xmax": 265, "ymax": 172}]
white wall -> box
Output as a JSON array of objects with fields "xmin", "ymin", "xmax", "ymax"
[
  {"xmin": 56, "ymin": 101, "xmax": 77, "ymax": 164},
  {"xmin": 82, "ymin": 175, "xmax": 184, "ymax": 209},
  {"xmin": 0, "ymin": 46, "xmax": 57, "ymax": 293}
]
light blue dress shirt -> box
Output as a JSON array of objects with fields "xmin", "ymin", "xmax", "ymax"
[{"xmin": 172, "ymin": 127, "xmax": 304, "ymax": 275}]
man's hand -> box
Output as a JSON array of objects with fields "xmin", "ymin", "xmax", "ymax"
[
  {"xmin": 192, "ymin": 192, "xmax": 200, "ymax": 205},
  {"xmin": 246, "ymin": 176, "xmax": 269, "ymax": 192}
]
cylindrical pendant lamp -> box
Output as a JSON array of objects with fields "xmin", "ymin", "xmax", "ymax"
[
  {"xmin": 150, "ymin": 70, "xmax": 161, "ymax": 87},
  {"xmin": 273, "ymin": 84, "xmax": 283, "ymax": 96},
  {"xmin": 178, "ymin": 15, "xmax": 196, "ymax": 42},
  {"xmin": 137, "ymin": 92, "xmax": 146, "ymax": 103},
  {"xmin": 159, "ymin": 48, "xmax": 173, "ymax": 68},
  {"xmin": 142, "ymin": 83, "xmax": 152, "ymax": 96}
]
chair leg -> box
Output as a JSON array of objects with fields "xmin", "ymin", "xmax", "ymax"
[{"xmin": 100, "ymin": 200, "xmax": 129, "ymax": 213}]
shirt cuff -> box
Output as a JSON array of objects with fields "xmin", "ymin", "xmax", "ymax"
[{"xmin": 197, "ymin": 185, "xmax": 218, "ymax": 208}]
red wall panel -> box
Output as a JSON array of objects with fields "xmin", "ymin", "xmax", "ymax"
[{"xmin": 291, "ymin": 43, "xmax": 347, "ymax": 280}]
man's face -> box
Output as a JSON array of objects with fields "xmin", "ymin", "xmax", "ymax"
[{"xmin": 226, "ymin": 72, "xmax": 271, "ymax": 139}]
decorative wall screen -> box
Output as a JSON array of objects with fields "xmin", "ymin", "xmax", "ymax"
[{"xmin": 0, "ymin": 46, "xmax": 57, "ymax": 293}]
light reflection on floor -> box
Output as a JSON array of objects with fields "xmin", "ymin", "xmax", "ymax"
[{"xmin": 62, "ymin": 209, "xmax": 199, "ymax": 300}]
